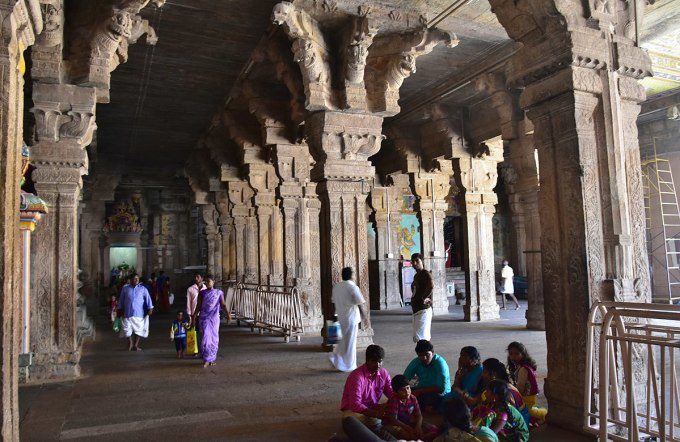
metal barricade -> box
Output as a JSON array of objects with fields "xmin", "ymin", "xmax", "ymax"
[
  {"xmin": 230, "ymin": 282, "xmax": 304, "ymax": 343},
  {"xmin": 255, "ymin": 285, "xmax": 304, "ymax": 342},
  {"xmin": 232, "ymin": 282, "xmax": 259, "ymax": 331},
  {"xmin": 584, "ymin": 301, "xmax": 680, "ymax": 441}
]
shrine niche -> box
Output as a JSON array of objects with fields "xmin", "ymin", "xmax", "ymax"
[{"xmin": 102, "ymin": 200, "xmax": 144, "ymax": 286}]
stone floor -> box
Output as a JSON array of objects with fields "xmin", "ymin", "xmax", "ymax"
[{"xmin": 20, "ymin": 299, "xmax": 592, "ymax": 441}]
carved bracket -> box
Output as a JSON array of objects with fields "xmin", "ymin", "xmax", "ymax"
[{"xmin": 366, "ymin": 28, "xmax": 459, "ymax": 116}]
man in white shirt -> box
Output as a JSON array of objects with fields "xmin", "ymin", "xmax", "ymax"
[
  {"xmin": 329, "ymin": 267, "xmax": 367, "ymax": 372},
  {"xmin": 500, "ymin": 260, "xmax": 520, "ymax": 310},
  {"xmin": 186, "ymin": 272, "xmax": 206, "ymax": 317}
]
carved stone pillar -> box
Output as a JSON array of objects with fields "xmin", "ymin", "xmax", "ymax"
[
  {"xmin": 227, "ymin": 181, "xmax": 255, "ymax": 283},
  {"xmin": 475, "ymin": 73, "xmax": 544, "ymax": 329},
  {"xmin": 247, "ymin": 163, "xmax": 284, "ymax": 286},
  {"xmin": 307, "ymin": 111, "xmax": 383, "ymax": 345},
  {"xmin": 0, "ymin": 2, "xmax": 42, "ymax": 435},
  {"xmin": 273, "ymin": 142, "xmax": 323, "ymax": 332},
  {"xmin": 202, "ymin": 204, "xmax": 222, "ymax": 284},
  {"xmin": 29, "ymin": 82, "xmax": 96, "ymax": 380},
  {"xmin": 215, "ymin": 193, "xmax": 235, "ymax": 282},
  {"xmin": 369, "ymin": 185, "xmax": 402, "ymax": 310},
  {"xmin": 504, "ymin": 131, "xmax": 544, "ymax": 330},
  {"xmin": 452, "ymin": 147, "xmax": 503, "ymax": 322},
  {"xmin": 490, "ymin": 0, "xmax": 653, "ymax": 426},
  {"xmin": 410, "ymin": 165, "xmax": 452, "ymax": 316}
]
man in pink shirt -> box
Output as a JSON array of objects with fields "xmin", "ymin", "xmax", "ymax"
[
  {"xmin": 340, "ymin": 345, "xmax": 395, "ymax": 439},
  {"xmin": 186, "ymin": 272, "xmax": 206, "ymax": 317}
]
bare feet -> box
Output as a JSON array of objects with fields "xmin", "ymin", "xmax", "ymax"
[{"xmin": 203, "ymin": 361, "xmax": 209, "ymax": 368}]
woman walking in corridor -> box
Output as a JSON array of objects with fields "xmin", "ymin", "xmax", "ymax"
[{"xmin": 192, "ymin": 275, "xmax": 230, "ymax": 368}]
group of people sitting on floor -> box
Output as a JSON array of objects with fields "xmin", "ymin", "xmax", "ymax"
[{"xmin": 339, "ymin": 340, "xmax": 546, "ymax": 441}]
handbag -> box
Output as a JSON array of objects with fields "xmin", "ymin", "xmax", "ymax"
[
  {"xmin": 326, "ymin": 316, "xmax": 342, "ymax": 345},
  {"xmin": 186, "ymin": 326, "xmax": 198, "ymax": 355}
]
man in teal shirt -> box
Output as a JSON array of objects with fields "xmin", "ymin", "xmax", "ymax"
[{"xmin": 404, "ymin": 340, "xmax": 451, "ymax": 410}]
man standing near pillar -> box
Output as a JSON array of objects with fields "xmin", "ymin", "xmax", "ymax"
[
  {"xmin": 500, "ymin": 260, "xmax": 520, "ymax": 310},
  {"xmin": 329, "ymin": 267, "xmax": 367, "ymax": 372},
  {"xmin": 118, "ymin": 274, "xmax": 154, "ymax": 351},
  {"xmin": 411, "ymin": 254, "xmax": 434, "ymax": 343}
]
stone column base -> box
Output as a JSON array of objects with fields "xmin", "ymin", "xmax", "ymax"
[
  {"xmin": 543, "ymin": 379, "xmax": 587, "ymax": 434},
  {"xmin": 526, "ymin": 308, "xmax": 546, "ymax": 330},
  {"xmin": 465, "ymin": 304, "xmax": 501, "ymax": 322},
  {"xmin": 432, "ymin": 306, "xmax": 449, "ymax": 316},
  {"xmin": 29, "ymin": 351, "xmax": 81, "ymax": 381}
]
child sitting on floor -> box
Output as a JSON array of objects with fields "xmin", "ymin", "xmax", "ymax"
[
  {"xmin": 507, "ymin": 341, "xmax": 547, "ymax": 425},
  {"xmin": 473, "ymin": 380, "xmax": 529, "ymax": 442},
  {"xmin": 170, "ymin": 310, "xmax": 190, "ymax": 359},
  {"xmin": 434, "ymin": 395, "xmax": 498, "ymax": 442},
  {"xmin": 384, "ymin": 374, "xmax": 439, "ymax": 440}
]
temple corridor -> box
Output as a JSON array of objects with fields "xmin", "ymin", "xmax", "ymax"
[
  {"xmin": 20, "ymin": 300, "xmax": 585, "ymax": 441},
  {"xmin": 2, "ymin": 0, "xmax": 680, "ymax": 439}
]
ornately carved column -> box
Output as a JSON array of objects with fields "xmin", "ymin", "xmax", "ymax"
[
  {"xmin": 307, "ymin": 111, "xmax": 382, "ymax": 345},
  {"xmin": 227, "ymin": 181, "xmax": 255, "ymax": 283},
  {"xmin": 273, "ymin": 142, "xmax": 323, "ymax": 332},
  {"xmin": 29, "ymin": 83, "xmax": 96, "ymax": 380},
  {"xmin": 490, "ymin": 0, "xmax": 653, "ymax": 426},
  {"xmin": 0, "ymin": 1, "xmax": 42, "ymax": 435},
  {"xmin": 452, "ymin": 146, "xmax": 503, "ymax": 322},
  {"xmin": 475, "ymin": 74, "xmax": 545, "ymax": 329},
  {"xmin": 202, "ymin": 204, "xmax": 222, "ymax": 284},
  {"xmin": 246, "ymin": 163, "xmax": 284, "ymax": 286},
  {"xmin": 504, "ymin": 130, "xmax": 544, "ymax": 330},
  {"xmin": 215, "ymin": 192, "xmax": 235, "ymax": 282},
  {"xmin": 411, "ymin": 166, "xmax": 452, "ymax": 315},
  {"xmin": 369, "ymin": 185, "xmax": 402, "ymax": 310}
]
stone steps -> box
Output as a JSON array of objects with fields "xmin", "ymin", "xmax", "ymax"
[{"xmin": 446, "ymin": 267, "xmax": 467, "ymax": 297}]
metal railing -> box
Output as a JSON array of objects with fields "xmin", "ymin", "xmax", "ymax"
[
  {"xmin": 230, "ymin": 281, "xmax": 304, "ymax": 343},
  {"xmin": 585, "ymin": 301, "xmax": 680, "ymax": 441}
]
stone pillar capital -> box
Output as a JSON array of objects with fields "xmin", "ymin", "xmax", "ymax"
[
  {"xmin": 31, "ymin": 83, "xmax": 97, "ymax": 147},
  {"xmin": 306, "ymin": 111, "xmax": 383, "ymax": 182}
]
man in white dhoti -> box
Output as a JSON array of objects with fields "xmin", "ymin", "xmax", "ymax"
[
  {"xmin": 118, "ymin": 273, "xmax": 154, "ymax": 351},
  {"xmin": 500, "ymin": 259, "xmax": 520, "ymax": 310},
  {"xmin": 410, "ymin": 253, "xmax": 433, "ymax": 343},
  {"xmin": 329, "ymin": 267, "xmax": 367, "ymax": 372}
]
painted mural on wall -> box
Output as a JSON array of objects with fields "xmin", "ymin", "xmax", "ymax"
[{"xmin": 398, "ymin": 214, "xmax": 421, "ymax": 260}]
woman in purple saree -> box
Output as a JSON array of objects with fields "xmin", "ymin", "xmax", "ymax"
[{"xmin": 192, "ymin": 275, "xmax": 230, "ymax": 368}]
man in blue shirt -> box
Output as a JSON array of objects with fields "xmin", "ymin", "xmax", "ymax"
[
  {"xmin": 117, "ymin": 273, "xmax": 154, "ymax": 351},
  {"xmin": 404, "ymin": 340, "xmax": 451, "ymax": 410}
]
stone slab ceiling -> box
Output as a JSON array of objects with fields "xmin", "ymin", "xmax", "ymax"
[
  {"xmin": 93, "ymin": 0, "xmax": 512, "ymax": 174},
  {"xmin": 92, "ymin": 0, "xmax": 678, "ymax": 174}
]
